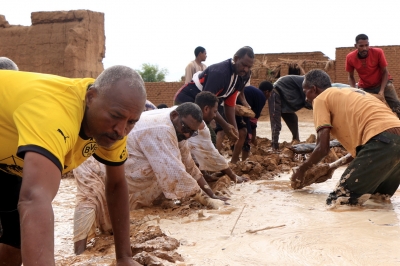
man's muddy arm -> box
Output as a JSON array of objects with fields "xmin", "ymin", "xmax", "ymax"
[
  {"xmin": 237, "ymin": 91, "xmax": 251, "ymax": 109},
  {"xmin": 348, "ymin": 70, "xmax": 357, "ymax": 88},
  {"xmin": 214, "ymin": 110, "xmax": 238, "ymax": 142},
  {"xmin": 196, "ymin": 176, "xmax": 229, "ymax": 201},
  {"xmin": 291, "ymin": 128, "xmax": 331, "ymax": 182},
  {"xmin": 379, "ymin": 67, "xmax": 389, "ymax": 95},
  {"xmin": 19, "ymin": 152, "xmax": 61, "ymax": 266},
  {"xmin": 105, "ymin": 164, "xmax": 137, "ymax": 265}
]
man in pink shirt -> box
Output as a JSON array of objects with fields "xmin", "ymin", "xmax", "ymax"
[{"xmin": 346, "ymin": 34, "xmax": 400, "ymax": 118}]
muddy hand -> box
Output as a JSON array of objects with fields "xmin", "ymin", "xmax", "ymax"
[
  {"xmin": 290, "ymin": 167, "xmax": 305, "ymax": 189},
  {"xmin": 225, "ymin": 124, "xmax": 239, "ymax": 143},
  {"xmin": 194, "ymin": 190, "xmax": 225, "ymax": 209},
  {"xmin": 211, "ymin": 194, "xmax": 230, "ymax": 202}
]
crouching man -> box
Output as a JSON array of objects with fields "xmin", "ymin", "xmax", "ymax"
[
  {"xmin": 73, "ymin": 103, "xmax": 228, "ymax": 254},
  {"xmin": 291, "ymin": 70, "xmax": 400, "ymax": 206}
]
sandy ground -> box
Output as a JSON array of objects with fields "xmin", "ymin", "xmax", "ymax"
[{"xmin": 52, "ymin": 109, "xmax": 400, "ymax": 265}]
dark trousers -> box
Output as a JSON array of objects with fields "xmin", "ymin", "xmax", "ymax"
[
  {"xmin": 268, "ymin": 90, "xmax": 299, "ymax": 149},
  {"xmin": 327, "ymin": 132, "xmax": 400, "ymax": 205},
  {"xmin": 0, "ymin": 173, "xmax": 22, "ymax": 248}
]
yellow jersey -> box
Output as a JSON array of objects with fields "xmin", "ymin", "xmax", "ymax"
[{"xmin": 0, "ymin": 70, "xmax": 127, "ymax": 177}]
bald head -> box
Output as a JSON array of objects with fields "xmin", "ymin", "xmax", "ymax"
[
  {"xmin": 0, "ymin": 57, "xmax": 18, "ymax": 70},
  {"xmin": 93, "ymin": 65, "xmax": 146, "ymax": 98}
]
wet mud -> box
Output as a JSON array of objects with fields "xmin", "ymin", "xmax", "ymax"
[{"xmin": 52, "ymin": 115, "xmax": 400, "ymax": 265}]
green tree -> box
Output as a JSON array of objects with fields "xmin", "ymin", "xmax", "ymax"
[{"xmin": 137, "ymin": 63, "xmax": 169, "ymax": 82}]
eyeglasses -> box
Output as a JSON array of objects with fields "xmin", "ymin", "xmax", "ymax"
[{"xmin": 180, "ymin": 119, "xmax": 198, "ymax": 137}]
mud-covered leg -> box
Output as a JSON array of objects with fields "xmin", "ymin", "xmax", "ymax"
[{"xmin": 327, "ymin": 133, "xmax": 400, "ymax": 205}]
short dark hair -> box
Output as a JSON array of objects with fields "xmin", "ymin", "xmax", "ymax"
[
  {"xmin": 304, "ymin": 70, "xmax": 332, "ymax": 91},
  {"xmin": 355, "ymin": 34, "xmax": 368, "ymax": 43},
  {"xmin": 234, "ymin": 46, "xmax": 254, "ymax": 59},
  {"xmin": 259, "ymin": 81, "xmax": 273, "ymax": 92},
  {"xmin": 175, "ymin": 102, "xmax": 203, "ymax": 122},
  {"xmin": 195, "ymin": 46, "xmax": 206, "ymax": 57},
  {"xmin": 157, "ymin": 103, "xmax": 168, "ymax": 109},
  {"xmin": 195, "ymin": 91, "xmax": 218, "ymax": 110},
  {"xmin": 0, "ymin": 57, "xmax": 18, "ymax": 70}
]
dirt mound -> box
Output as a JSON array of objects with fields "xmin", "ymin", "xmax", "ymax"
[
  {"xmin": 224, "ymin": 135, "xmax": 348, "ymax": 180},
  {"xmin": 131, "ymin": 225, "xmax": 183, "ymax": 265}
]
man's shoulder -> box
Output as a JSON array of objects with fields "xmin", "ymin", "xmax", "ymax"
[
  {"xmin": 274, "ymin": 75, "xmax": 304, "ymax": 88},
  {"xmin": 370, "ymin": 47, "xmax": 385, "ymax": 56},
  {"xmin": 346, "ymin": 49, "xmax": 358, "ymax": 58},
  {"xmin": 132, "ymin": 109, "xmax": 174, "ymax": 131},
  {"xmin": 186, "ymin": 60, "xmax": 196, "ymax": 68},
  {"xmin": 208, "ymin": 59, "xmax": 231, "ymax": 72},
  {"xmin": 244, "ymin": 85, "xmax": 262, "ymax": 96}
]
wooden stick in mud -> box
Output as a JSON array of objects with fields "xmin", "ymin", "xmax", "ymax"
[
  {"xmin": 230, "ymin": 204, "xmax": 247, "ymax": 235},
  {"xmin": 246, "ymin": 224, "xmax": 286, "ymax": 233}
]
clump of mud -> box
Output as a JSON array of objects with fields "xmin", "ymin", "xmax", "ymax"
[
  {"xmin": 131, "ymin": 225, "xmax": 183, "ymax": 265},
  {"xmin": 223, "ymin": 135, "xmax": 348, "ymax": 180}
]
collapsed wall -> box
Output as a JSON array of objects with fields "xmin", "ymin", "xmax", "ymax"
[{"xmin": 0, "ymin": 10, "xmax": 105, "ymax": 78}]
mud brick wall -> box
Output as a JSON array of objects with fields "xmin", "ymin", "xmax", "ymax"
[
  {"xmin": 0, "ymin": 10, "xmax": 105, "ymax": 78},
  {"xmin": 145, "ymin": 82, "xmax": 184, "ymax": 107},
  {"xmin": 254, "ymin": 51, "xmax": 335, "ymax": 81},
  {"xmin": 336, "ymin": 45, "xmax": 400, "ymax": 96},
  {"xmin": 255, "ymin": 51, "xmax": 329, "ymax": 63}
]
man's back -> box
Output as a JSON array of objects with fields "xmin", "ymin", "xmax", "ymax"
[
  {"xmin": 273, "ymin": 75, "xmax": 306, "ymax": 112},
  {"xmin": 313, "ymin": 87, "xmax": 400, "ymax": 156},
  {"xmin": 176, "ymin": 59, "xmax": 249, "ymax": 104},
  {"xmin": 0, "ymin": 70, "xmax": 93, "ymax": 175},
  {"xmin": 0, "ymin": 70, "xmax": 129, "ymax": 175}
]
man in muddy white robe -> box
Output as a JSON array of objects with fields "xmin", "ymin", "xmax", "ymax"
[
  {"xmin": 189, "ymin": 91, "xmax": 247, "ymax": 183},
  {"xmin": 291, "ymin": 69, "xmax": 400, "ymax": 206},
  {"xmin": 73, "ymin": 103, "xmax": 228, "ymax": 254}
]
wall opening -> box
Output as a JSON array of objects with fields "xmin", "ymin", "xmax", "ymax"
[{"xmin": 288, "ymin": 66, "xmax": 300, "ymax": 75}]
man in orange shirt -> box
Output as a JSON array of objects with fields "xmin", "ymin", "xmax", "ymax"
[
  {"xmin": 291, "ymin": 70, "xmax": 400, "ymax": 206},
  {"xmin": 346, "ymin": 34, "xmax": 400, "ymax": 118}
]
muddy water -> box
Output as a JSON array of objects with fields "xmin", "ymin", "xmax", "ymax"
[
  {"xmin": 52, "ymin": 120, "xmax": 400, "ymax": 265},
  {"xmin": 159, "ymin": 169, "xmax": 400, "ymax": 265},
  {"xmin": 257, "ymin": 121, "xmax": 317, "ymax": 144}
]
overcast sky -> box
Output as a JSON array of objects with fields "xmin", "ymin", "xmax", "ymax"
[{"xmin": 2, "ymin": 0, "xmax": 399, "ymax": 81}]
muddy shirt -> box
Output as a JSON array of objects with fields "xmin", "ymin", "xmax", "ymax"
[
  {"xmin": 0, "ymin": 70, "xmax": 127, "ymax": 177},
  {"xmin": 313, "ymin": 87, "xmax": 400, "ymax": 156},
  {"xmin": 124, "ymin": 107, "xmax": 201, "ymax": 199}
]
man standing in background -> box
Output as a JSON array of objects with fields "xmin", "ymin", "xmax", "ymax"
[
  {"xmin": 346, "ymin": 34, "xmax": 400, "ymax": 118},
  {"xmin": 184, "ymin": 46, "xmax": 207, "ymax": 84}
]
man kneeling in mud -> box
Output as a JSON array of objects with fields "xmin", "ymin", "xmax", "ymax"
[
  {"xmin": 73, "ymin": 103, "xmax": 229, "ymax": 254},
  {"xmin": 291, "ymin": 69, "xmax": 400, "ymax": 205}
]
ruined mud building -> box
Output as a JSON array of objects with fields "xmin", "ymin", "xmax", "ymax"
[{"xmin": 1, "ymin": 10, "xmax": 400, "ymax": 110}]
